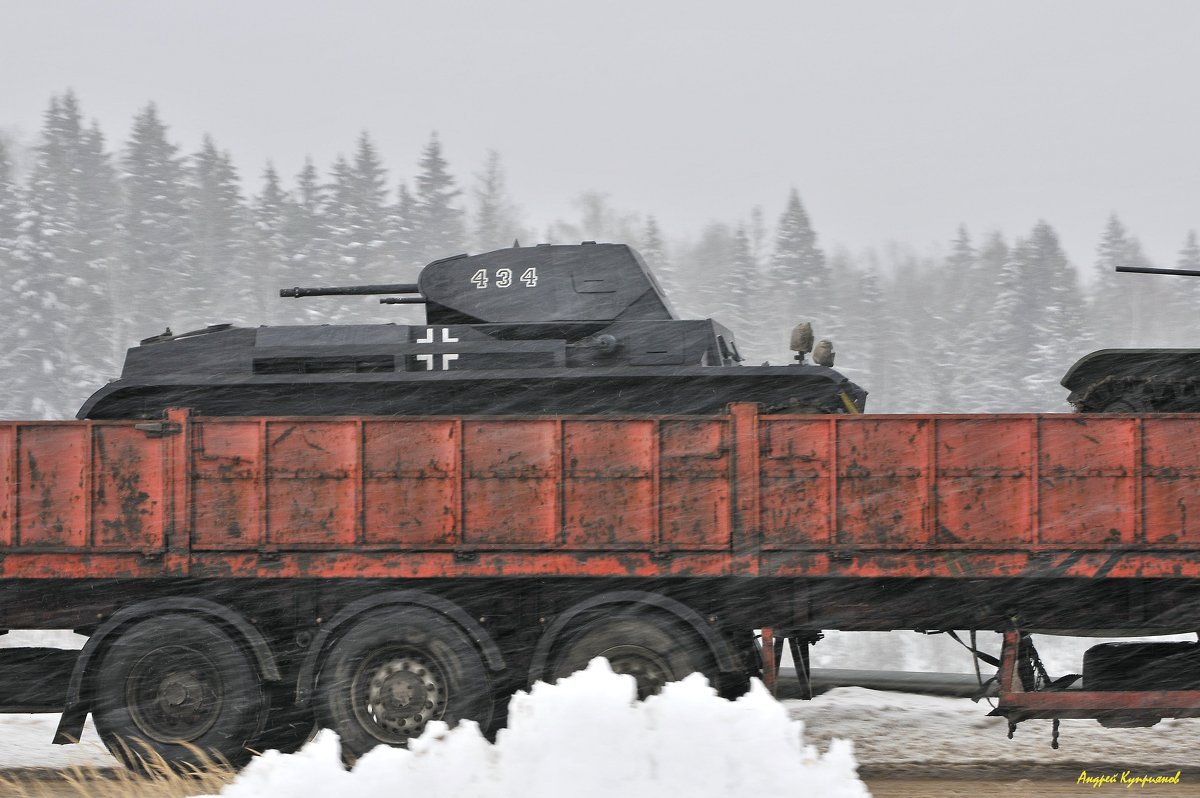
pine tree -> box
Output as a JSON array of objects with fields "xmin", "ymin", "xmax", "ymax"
[
  {"xmin": 1180, "ymin": 230, "xmax": 1200, "ymax": 270},
  {"xmin": 1168, "ymin": 231, "xmax": 1200, "ymax": 344},
  {"xmin": 189, "ymin": 135, "xmax": 255, "ymax": 323},
  {"xmin": 853, "ymin": 265, "xmax": 891, "ymax": 410},
  {"xmin": 252, "ymin": 163, "xmax": 295, "ymax": 323},
  {"xmin": 122, "ymin": 103, "xmax": 194, "ymax": 337},
  {"xmin": 0, "ymin": 136, "xmax": 39, "ymax": 418},
  {"xmin": 640, "ymin": 215, "xmax": 667, "ymax": 272},
  {"xmin": 288, "ymin": 157, "xmax": 328, "ymax": 284},
  {"xmin": 727, "ymin": 223, "xmax": 765, "ymax": 359},
  {"xmin": 21, "ymin": 92, "xmax": 122, "ymax": 416},
  {"xmin": 410, "ymin": 133, "xmax": 465, "ymax": 265},
  {"xmin": 0, "ymin": 138, "xmax": 22, "ymax": 251},
  {"xmin": 683, "ymin": 222, "xmax": 734, "ymax": 320},
  {"xmin": 937, "ymin": 226, "xmax": 984, "ymax": 410},
  {"xmin": 1089, "ymin": 214, "xmax": 1161, "ymax": 346},
  {"xmin": 75, "ymin": 121, "xmax": 123, "ymax": 372},
  {"xmin": 768, "ymin": 189, "xmax": 828, "ymax": 363},
  {"xmin": 1023, "ymin": 220, "xmax": 1087, "ymax": 409},
  {"xmin": 472, "ymin": 150, "xmax": 520, "ymax": 252},
  {"xmin": 346, "ymin": 131, "xmax": 389, "ymax": 278},
  {"xmin": 385, "ymin": 182, "xmax": 416, "ymax": 272}
]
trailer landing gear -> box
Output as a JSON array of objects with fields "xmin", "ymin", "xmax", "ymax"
[{"xmin": 991, "ymin": 630, "xmax": 1200, "ymax": 746}]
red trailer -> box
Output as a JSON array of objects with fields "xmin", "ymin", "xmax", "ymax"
[{"xmin": 2, "ymin": 405, "xmax": 1199, "ymax": 765}]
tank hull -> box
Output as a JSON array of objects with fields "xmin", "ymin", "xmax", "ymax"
[{"xmin": 79, "ymin": 366, "xmax": 865, "ymax": 419}]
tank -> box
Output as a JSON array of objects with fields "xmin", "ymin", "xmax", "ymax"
[
  {"xmin": 78, "ymin": 242, "xmax": 867, "ymax": 419},
  {"xmin": 1063, "ymin": 264, "xmax": 1200, "ymax": 412}
]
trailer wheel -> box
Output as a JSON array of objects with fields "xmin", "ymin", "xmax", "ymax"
[
  {"xmin": 93, "ymin": 614, "xmax": 267, "ymax": 771},
  {"xmin": 551, "ymin": 614, "xmax": 716, "ymax": 699},
  {"xmin": 315, "ymin": 607, "xmax": 492, "ymax": 762}
]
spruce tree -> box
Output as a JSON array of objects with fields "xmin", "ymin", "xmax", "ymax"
[
  {"xmin": 727, "ymin": 223, "xmax": 764, "ymax": 360},
  {"xmin": 0, "ymin": 137, "xmax": 39, "ymax": 418},
  {"xmin": 252, "ymin": 163, "xmax": 296, "ymax": 322},
  {"xmin": 0, "ymin": 138, "xmax": 21, "ymax": 254},
  {"xmin": 385, "ymin": 182, "xmax": 416, "ymax": 273},
  {"xmin": 122, "ymin": 103, "xmax": 194, "ymax": 337},
  {"xmin": 640, "ymin": 215, "xmax": 666, "ymax": 267},
  {"xmin": 472, "ymin": 150, "xmax": 519, "ymax": 252},
  {"xmin": 639, "ymin": 215, "xmax": 672, "ymax": 296},
  {"xmin": 1023, "ymin": 220, "xmax": 1087, "ymax": 409},
  {"xmin": 1180, "ymin": 230, "xmax": 1200, "ymax": 271},
  {"xmin": 189, "ymin": 135, "xmax": 256, "ymax": 323},
  {"xmin": 769, "ymin": 189, "xmax": 829, "ymax": 363},
  {"xmin": 22, "ymin": 92, "xmax": 122, "ymax": 415},
  {"xmin": 288, "ymin": 157, "xmax": 328, "ymax": 285},
  {"xmin": 410, "ymin": 133, "xmax": 465, "ymax": 265},
  {"xmin": 347, "ymin": 131, "xmax": 389, "ymax": 278},
  {"xmin": 1088, "ymin": 214, "xmax": 1167, "ymax": 346},
  {"xmin": 1169, "ymin": 231, "xmax": 1200, "ymax": 343}
]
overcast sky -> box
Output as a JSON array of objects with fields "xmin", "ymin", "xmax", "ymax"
[{"xmin": 3, "ymin": 0, "xmax": 1198, "ymax": 272}]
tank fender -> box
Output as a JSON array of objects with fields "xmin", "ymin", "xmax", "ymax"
[
  {"xmin": 294, "ymin": 590, "xmax": 505, "ymax": 707},
  {"xmin": 53, "ymin": 597, "xmax": 280, "ymax": 745},
  {"xmin": 527, "ymin": 590, "xmax": 740, "ymax": 685}
]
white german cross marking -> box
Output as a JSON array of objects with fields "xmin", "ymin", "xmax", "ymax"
[{"xmin": 415, "ymin": 328, "xmax": 460, "ymax": 369}]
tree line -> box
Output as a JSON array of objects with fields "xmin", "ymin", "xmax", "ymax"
[{"xmin": 2, "ymin": 90, "xmax": 1198, "ymax": 419}]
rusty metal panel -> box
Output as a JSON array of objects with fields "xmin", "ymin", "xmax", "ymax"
[
  {"xmin": 462, "ymin": 420, "xmax": 558, "ymax": 544},
  {"xmin": 91, "ymin": 426, "xmax": 164, "ymax": 550},
  {"xmin": 659, "ymin": 419, "xmax": 730, "ymax": 547},
  {"xmin": 562, "ymin": 420, "xmax": 654, "ymax": 545},
  {"xmin": 191, "ymin": 420, "xmax": 262, "ymax": 549},
  {"xmin": 1038, "ymin": 418, "xmax": 1135, "ymax": 545},
  {"xmin": 758, "ymin": 418, "xmax": 831, "ymax": 545},
  {"xmin": 17, "ymin": 425, "xmax": 88, "ymax": 548},
  {"xmin": 836, "ymin": 419, "xmax": 929, "ymax": 545},
  {"xmin": 265, "ymin": 421, "xmax": 357, "ymax": 546},
  {"xmin": 363, "ymin": 420, "xmax": 458, "ymax": 545},
  {"xmin": 934, "ymin": 418, "xmax": 1033, "ymax": 545},
  {"xmin": 0, "ymin": 425, "xmax": 13, "ymax": 547},
  {"xmin": 1143, "ymin": 418, "xmax": 1200, "ymax": 544}
]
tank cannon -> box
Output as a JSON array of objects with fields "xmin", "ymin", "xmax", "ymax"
[{"xmin": 78, "ymin": 242, "xmax": 866, "ymax": 419}]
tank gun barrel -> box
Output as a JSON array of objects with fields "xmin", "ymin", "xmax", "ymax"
[
  {"xmin": 280, "ymin": 283, "xmax": 422, "ymax": 298},
  {"xmin": 1116, "ymin": 265, "xmax": 1200, "ymax": 277}
]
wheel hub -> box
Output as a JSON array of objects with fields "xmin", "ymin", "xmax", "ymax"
[
  {"xmin": 360, "ymin": 654, "xmax": 446, "ymax": 740},
  {"xmin": 127, "ymin": 646, "xmax": 222, "ymax": 743},
  {"xmin": 600, "ymin": 645, "xmax": 672, "ymax": 699}
]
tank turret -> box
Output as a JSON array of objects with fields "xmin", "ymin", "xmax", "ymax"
[
  {"xmin": 79, "ymin": 242, "xmax": 866, "ymax": 419},
  {"xmin": 1063, "ymin": 264, "xmax": 1200, "ymax": 412}
]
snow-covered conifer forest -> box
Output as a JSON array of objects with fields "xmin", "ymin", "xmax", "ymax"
[{"xmin": 3, "ymin": 90, "xmax": 1198, "ymax": 420}]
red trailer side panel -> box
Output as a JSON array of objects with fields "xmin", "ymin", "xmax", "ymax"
[{"xmin": 2, "ymin": 408, "xmax": 1200, "ymax": 581}]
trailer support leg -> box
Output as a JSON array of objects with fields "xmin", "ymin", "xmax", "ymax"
[
  {"xmin": 762, "ymin": 627, "xmax": 778, "ymax": 696},
  {"xmin": 789, "ymin": 636, "xmax": 813, "ymax": 700}
]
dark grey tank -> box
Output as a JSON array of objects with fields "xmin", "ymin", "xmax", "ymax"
[{"xmin": 78, "ymin": 242, "xmax": 866, "ymax": 419}]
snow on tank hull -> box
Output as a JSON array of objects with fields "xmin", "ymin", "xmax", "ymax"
[{"xmin": 1062, "ymin": 349, "xmax": 1200, "ymax": 412}]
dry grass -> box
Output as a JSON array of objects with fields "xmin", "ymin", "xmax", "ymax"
[{"xmin": 0, "ymin": 741, "xmax": 237, "ymax": 798}]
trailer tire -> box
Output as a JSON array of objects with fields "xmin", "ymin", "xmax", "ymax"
[
  {"xmin": 92, "ymin": 614, "xmax": 267, "ymax": 771},
  {"xmin": 315, "ymin": 607, "xmax": 492, "ymax": 762},
  {"xmin": 551, "ymin": 614, "xmax": 717, "ymax": 699}
]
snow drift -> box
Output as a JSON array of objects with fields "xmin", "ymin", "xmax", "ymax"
[{"xmin": 207, "ymin": 658, "xmax": 867, "ymax": 798}]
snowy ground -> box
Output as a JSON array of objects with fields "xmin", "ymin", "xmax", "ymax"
[
  {"xmin": 0, "ymin": 630, "xmax": 1196, "ymax": 780},
  {"xmin": 789, "ymin": 688, "xmax": 1198, "ymax": 774},
  {"xmin": 2, "ymin": 685, "xmax": 1198, "ymax": 778}
]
